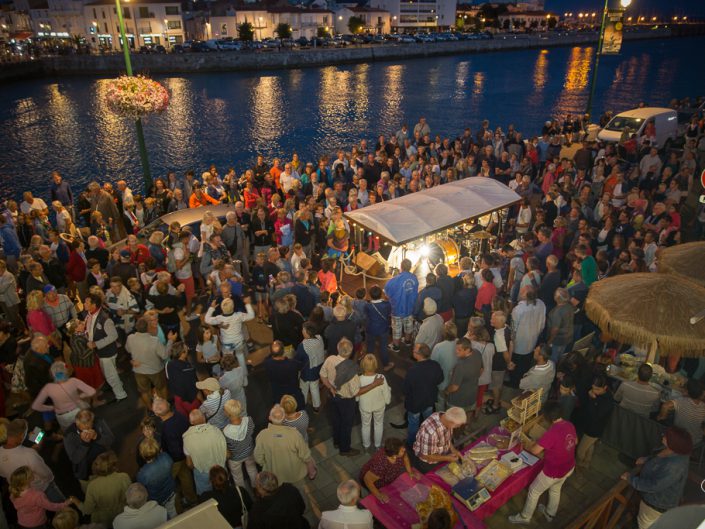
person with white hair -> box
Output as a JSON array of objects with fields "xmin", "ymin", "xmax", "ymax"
[
  {"xmin": 112, "ymin": 483, "xmax": 167, "ymax": 529},
  {"xmin": 204, "ymin": 295, "xmax": 255, "ymax": 369},
  {"xmin": 319, "ymin": 479, "xmax": 373, "ymax": 529},
  {"xmin": 412, "ymin": 407, "xmax": 467, "ymax": 473},
  {"xmin": 182, "ymin": 409, "xmax": 227, "ymax": 495},
  {"xmin": 415, "ymin": 297, "xmax": 444, "ymax": 350},
  {"xmin": 31, "ymin": 362, "xmax": 96, "ymax": 430},
  {"xmin": 253, "ymin": 404, "xmax": 316, "ymax": 485}
]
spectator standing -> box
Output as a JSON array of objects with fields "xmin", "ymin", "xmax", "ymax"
[
  {"xmin": 198, "ymin": 465, "xmax": 252, "ymax": 529},
  {"xmin": 113, "ymin": 483, "xmax": 167, "ymax": 529},
  {"xmin": 137, "ymin": 438, "xmax": 177, "ymax": 519},
  {"xmin": 319, "ymin": 480, "xmax": 373, "ymax": 529},
  {"xmin": 358, "ymin": 354, "xmax": 391, "ymax": 451},
  {"xmin": 613, "ymin": 364, "xmax": 661, "ymax": 417},
  {"xmin": 182, "ymin": 410, "xmax": 227, "ymax": 495},
  {"xmin": 384, "ymin": 259, "xmax": 419, "ymax": 353},
  {"xmin": 509, "ymin": 402, "xmax": 577, "ymax": 525},
  {"xmin": 576, "ymin": 375, "xmax": 614, "ymax": 469},
  {"xmin": 82, "ymin": 451, "xmax": 131, "ymax": 526},
  {"xmin": 248, "ymin": 471, "xmax": 308, "ymax": 529},
  {"xmin": 510, "ymin": 287, "xmax": 546, "ymax": 386}
]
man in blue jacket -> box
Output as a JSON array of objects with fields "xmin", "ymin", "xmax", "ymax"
[{"xmin": 384, "ymin": 258, "xmax": 419, "ymax": 354}]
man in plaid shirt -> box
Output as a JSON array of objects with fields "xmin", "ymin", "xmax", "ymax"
[
  {"xmin": 42, "ymin": 285, "xmax": 76, "ymax": 337},
  {"xmin": 412, "ymin": 407, "xmax": 467, "ymax": 473}
]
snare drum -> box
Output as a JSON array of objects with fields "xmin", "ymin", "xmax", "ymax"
[{"xmin": 428, "ymin": 238, "xmax": 460, "ymax": 266}]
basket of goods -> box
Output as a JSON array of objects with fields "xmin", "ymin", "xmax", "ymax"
[
  {"xmin": 415, "ymin": 485, "xmax": 458, "ymax": 528},
  {"xmin": 475, "ymin": 460, "xmax": 512, "ymax": 492}
]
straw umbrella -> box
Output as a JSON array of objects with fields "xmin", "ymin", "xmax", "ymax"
[
  {"xmin": 585, "ymin": 273, "xmax": 705, "ymax": 360},
  {"xmin": 658, "ymin": 241, "xmax": 705, "ymax": 288}
]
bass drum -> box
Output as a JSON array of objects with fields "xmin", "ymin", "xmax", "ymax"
[{"xmin": 428, "ymin": 238, "xmax": 460, "ymax": 266}]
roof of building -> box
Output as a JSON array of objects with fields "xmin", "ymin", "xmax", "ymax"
[
  {"xmin": 84, "ymin": 0, "xmax": 179, "ymax": 5},
  {"xmin": 347, "ymin": 6, "xmax": 389, "ymax": 13},
  {"xmin": 266, "ymin": 6, "xmax": 332, "ymax": 13}
]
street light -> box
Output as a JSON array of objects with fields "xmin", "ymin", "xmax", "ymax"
[
  {"xmin": 586, "ymin": 0, "xmax": 632, "ymax": 118},
  {"xmin": 114, "ymin": 0, "xmax": 153, "ymax": 190}
]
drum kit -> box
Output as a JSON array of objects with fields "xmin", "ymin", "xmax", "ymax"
[{"xmin": 421, "ymin": 225, "xmax": 497, "ymax": 270}]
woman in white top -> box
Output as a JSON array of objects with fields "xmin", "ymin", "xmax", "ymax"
[
  {"xmin": 31, "ymin": 362, "xmax": 96, "ymax": 430},
  {"xmin": 357, "ymin": 354, "xmax": 391, "ymax": 451},
  {"xmin": 199, "ymin": 210, "xmax": 218, "ymax": 258},
  {"xmin": 467, "ymin": 317, "xmax": 496, "ymax": 415},
  {"xmin": 204, "ymin": 297, "xmax": 255, "ymax": 371}
]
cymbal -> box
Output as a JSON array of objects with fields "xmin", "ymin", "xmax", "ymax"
[{"xmin": 469, "ymin": 230, "xmax": 493, "ymax": 240}]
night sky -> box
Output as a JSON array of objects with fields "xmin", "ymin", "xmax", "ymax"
[{"xmin": 544, "ymin": 0, "xmax": 705, "ymax": 17}]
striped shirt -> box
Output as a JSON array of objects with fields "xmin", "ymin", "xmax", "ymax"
[
  {"xmin": 673, "ymin": 398, "xmax": 705, "ymax": 444},
  {"xmin": 223, "ymin": 417, "xmax": 255, "ymax": 461},
  {"xmin": 283, "ymin": 411, "xmax": 310, "ymax": 443},
  {"xmin": 614, "ymin": 381, "xmax": 661, "ymax": 417},
  {"xmin": 43, "ymin": 295, "xmax": 76, "ymax": 329},
  {"xmin": 200, "ymin": 389, "xmax": 231, "ymax": 430}
]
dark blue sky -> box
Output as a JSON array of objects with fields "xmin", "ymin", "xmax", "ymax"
[{"xmin": 545, "ymin": 0, "xmax": 705, "ymax": 17}]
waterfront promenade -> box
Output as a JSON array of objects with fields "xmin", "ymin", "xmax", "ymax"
[{"xmin": 0, "ymin": 26, "xmax": 684, "ymax": 81}]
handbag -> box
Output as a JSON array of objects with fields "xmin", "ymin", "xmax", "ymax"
[{"xmin": 234, "ymin": 484, "xmax": 248, "ymax": 528}]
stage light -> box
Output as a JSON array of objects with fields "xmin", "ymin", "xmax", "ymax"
[{"xmin": 420, "ymin": 245, "xmax": 430, "ymax": 257}]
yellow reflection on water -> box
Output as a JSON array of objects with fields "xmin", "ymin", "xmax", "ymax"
[
  {"xmin": 160, "ymin": 78, "xmax": 195, "ymax": 169},
  {"xmin": 381, "ymin": 64, "xmax": 404, "ymax": 131},
  {"xmin": 553, "ymin": 46, "xmax": 594, "ymax": 117},
  {"xmin": 469, "ymin": 71, "xmax": 485, "ymax": 113},
  {"xmin": 249, "ymin": 75, "xmax": 284, "ymax": 150},
  {"xmin": 353, "ymin": 63, "xmax": 369, "ymax": 124},
  {"xmin": 319, "ymin": 66, "xmax": 351, "ymax": 134},
  {"xmin": 534, "ymin": 49, "xmax": 549, "ymax": 90},
  {"xmin": 94, "ymin": 79, "xmax": 133, "ymax": 180}
]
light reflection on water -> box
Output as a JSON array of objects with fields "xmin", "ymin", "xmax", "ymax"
[{"xmin": 1, "ymin": 36, "xmax": 704, "ymax": 199}]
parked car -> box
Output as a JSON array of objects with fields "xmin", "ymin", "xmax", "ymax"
[
  {"xmin": 295, "ymin": 36, "xmax": 310, "ymax": 47},
  {"xmin": 154, "ymin": 45, "xmax": 167, "ymax": 53},
  {"xmin": 280, "ymin": 38, "xmax": 299, "ymax": 49},
  {"xmin": 139, "ymin": 45, "xmax": 154, "ymax": 54},
  {"xmin": 190, "ymin": 41, "xmax": 210, "ymax": 52},
  {"xmin": 399, "ymin": 34, "xmax": 415, "ymax": 43},
  {"xmin": 172, "ymin": 44, "xmax": 186, "ymax": 53},
  {"xmin": 372, "ymin": 35, "xmax": 385, "ymax": 44},
  {"xmin": 205, "ymin": 39, "xmax": 221, "ymax": 50},
  {"xmin": 217, "ymin": 39, "xmax": 242, "ymax": 50}
]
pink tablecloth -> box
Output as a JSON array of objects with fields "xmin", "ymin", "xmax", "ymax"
[
  {"xmin": 425, "ymin": 434, "xmax": 544, "ymax": 520},
  {"xmin": 360, "ymin": 473, "xmax": 485, "ymax": 529},
  {"xmin": 360, "ymin": 432, "xmax": 544, "ymax": 528}
]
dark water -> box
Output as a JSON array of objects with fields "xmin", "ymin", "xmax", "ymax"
[{"xmin": 1, "ymin": 36, "xmax": 704, "ymax": 200}]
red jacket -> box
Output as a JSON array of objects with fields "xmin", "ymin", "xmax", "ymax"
[{"xmin": 66, "ymin": 250, "xmax": 87, "ymax": 282}]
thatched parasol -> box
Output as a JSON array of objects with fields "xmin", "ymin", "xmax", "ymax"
[
  {"xmin": 658, "ymin": 241, "xmax": 705, "ymax": 288},
  {"xmin": 585, "ymin": 273, "xmax": 705, "ymax": 358}
]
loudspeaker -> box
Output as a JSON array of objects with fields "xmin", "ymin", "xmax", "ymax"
[{"xmin": 355, "ymin": 251, "xmax": 384, "ymax": 277}]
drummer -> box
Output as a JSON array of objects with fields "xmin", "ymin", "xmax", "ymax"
[{"xmin": 412, "ymin": 407, "xmax": 467, "ymax": 473}]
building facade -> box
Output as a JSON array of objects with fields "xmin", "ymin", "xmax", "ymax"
[
  {"xmin": 209, "ymin": 6, "xmax": 334, "ymax": 40},
  {"xmin": 370, "ymin": 0, "xmax": 455, "ymax": 31},
  {"xmin": 334, "ymin": 5, "xmax": 391, "ymax": 35},
  {"xmin": 83, "ymin": 0, "xmax": 185, "ymax": 49}
]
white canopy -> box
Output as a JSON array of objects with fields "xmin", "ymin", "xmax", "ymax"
[{"xmin": 344, "ymin": 177, "xmax": 520, "ymax": 245}]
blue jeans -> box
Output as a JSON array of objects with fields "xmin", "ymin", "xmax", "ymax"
[
  {"xmin": 193, "ymin": 469, "xmax": 212, "ymax": 495},
  {"xmin": 367, "ymin": 332, "xmax": 389, "ymax": 366},
  {"xmin": 550, "ymin": 344, "xmax": 568, "ymax": 365},
  {"xmin": 44, "ymin": 481, "xmax": 65, "ymax": 503},
  {"xmin": 407, "ymin": 406, "xmax": 433, "ymax": 446}
]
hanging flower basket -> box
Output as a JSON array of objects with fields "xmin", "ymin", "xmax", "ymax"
[{"xmin": 104, "ymin": 75, "xmax": 169, "ymax": 120}]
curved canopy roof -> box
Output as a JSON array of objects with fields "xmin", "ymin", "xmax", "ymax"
[{"xmin": 344, "ymin": 177, "xmax": 520, "ymax": 245}]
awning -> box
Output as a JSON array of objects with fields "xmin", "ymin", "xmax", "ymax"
[
  {"xmin": 344, "ymin": 177, "xmax": 520, "ymax": 246},
  {"xmin": 10, "ymin": 31, "xmax": 34, "ymax": 40}
]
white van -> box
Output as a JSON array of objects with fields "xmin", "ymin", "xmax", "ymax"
[{"xmin": 597, "ymin": 107, "xmax": 678, "ymax": 149}]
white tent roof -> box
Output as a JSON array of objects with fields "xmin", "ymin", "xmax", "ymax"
[{"xmin": 344, "ymin": 177, "xmax": 520, "ymax": 245}]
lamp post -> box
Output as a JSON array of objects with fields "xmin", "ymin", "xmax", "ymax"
[
  {"xmin": 114, "ymin": 0, "xmax": 153, "ymax": 192},
  {"xmin": 585, "ymin": 0, "xmax": 632, "ymax": 120}
]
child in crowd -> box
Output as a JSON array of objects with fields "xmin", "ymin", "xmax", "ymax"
[
  {"xmin": 10, "ymin": 466, "xmax": 76, "ymax": 529},
  {"xmin": 197, "ymin": 326, "xmax": 221, "ymax": 376},
  {"xmin": 317, "ymin": 258, "xmax": 337, "ymax": 294}
]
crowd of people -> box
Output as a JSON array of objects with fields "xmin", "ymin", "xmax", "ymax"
[{"xmin": 0, "ymin": 109, "xmax": 703, "ymax": 529}]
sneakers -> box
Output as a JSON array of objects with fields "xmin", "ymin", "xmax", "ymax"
[
  {"xmin": 387, "ymin": 343, "xmax": 400, "ymax": 353},
  {"xmin": 537, "ymin": 504, "xmax": 554, "ymax": 523},
  {"xmin": 508, "ymin": 514, "xmax": 531, "ymax": 525}
]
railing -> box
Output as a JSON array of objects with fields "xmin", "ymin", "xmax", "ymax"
[{"xmin": 565, "ymin": 480, "xmax": 637, "ymax": 529}]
